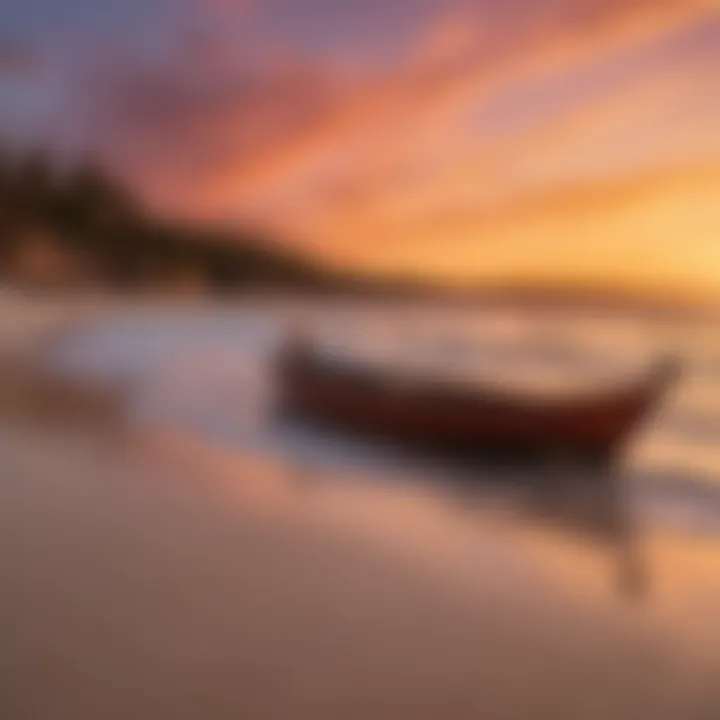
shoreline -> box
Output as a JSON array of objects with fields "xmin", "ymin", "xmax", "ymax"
[{"xmin": 1, "ymin": 291, "xmax": 719, "ymax": 718}]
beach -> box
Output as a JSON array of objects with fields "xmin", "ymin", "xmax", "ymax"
[{"xmin": 1, "ymin": 292, "xmax": 719, "ymax": 719}]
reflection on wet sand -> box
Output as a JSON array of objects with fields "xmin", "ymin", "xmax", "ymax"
[
  {"xmin": 3, "ymin": 386, "xmax": 719, "ymax": 719},
  {"xmin": 296, "ymin": 446, "xmax": 651, "ymax": 600}
]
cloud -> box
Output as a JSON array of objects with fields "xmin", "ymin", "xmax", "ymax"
[
  {"xmin": 326, "ymin": 51, "xmax": 720, "ymax": 238},
  {"xmin": 325, "ymin": 161, "xmax": 720, "ymax": 293},
  {"xmin": 58, "ymin": 0, "xmax": 719, "ymax": 293},
  {"xmin": 77, "ymin": 46, "xmax": 344, "ymax": 212},
  {"xmin": 193, "ymin": 0, "xmax": 717, "ymax": 210},
  {"xmin": 0, "ymin": 40, "xmax": 40, "ymax": 78}
]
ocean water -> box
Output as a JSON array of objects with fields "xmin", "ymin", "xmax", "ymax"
[{"xmin": 46, "ymin": 298, "xmax": 720, "ymax": 535}]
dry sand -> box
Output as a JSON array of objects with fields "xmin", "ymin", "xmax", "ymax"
[{"xmin": 0, "ymin": 293, "xmax": 718, "ymax": 719}]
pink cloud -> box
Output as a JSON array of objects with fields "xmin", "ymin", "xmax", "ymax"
[
  {"xmin": 0, "ymin": 40, "xmax": 41, "ymax": 78},
  {"xmin": 66, "ymin": 0, "xmax": 717, "ymax": 246}
]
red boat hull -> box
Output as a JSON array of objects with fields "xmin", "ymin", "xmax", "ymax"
[{"xmin": 276, "ymin": 338, "xmax": 678, "ymax": 462}]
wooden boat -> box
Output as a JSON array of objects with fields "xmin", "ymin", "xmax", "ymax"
[{"xmin": 275, "ymin": 330, "xmax": 680, "ymax": 464}]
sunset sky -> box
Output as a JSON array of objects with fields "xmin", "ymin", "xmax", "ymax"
[{"xmin": 1, "ymin": 0, "xmax": 719, "ymax": 295}]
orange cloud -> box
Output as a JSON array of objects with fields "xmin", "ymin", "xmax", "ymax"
[
  {"xmin": 70, "ymin": 0, "xmax": 719, "ymax": 296},
  {"xmin": 204, "ymin": 0, "xmax": 716, "ymax": 211},
  {"xmin": 228, "ymin": 24, "xmax": 718, "ymax": 266},
  {"xmin": 318, "ymin": 162, "xmax": 720, "ymax": 301}
]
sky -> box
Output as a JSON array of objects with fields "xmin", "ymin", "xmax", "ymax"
[{"xmin": 1, "ymin": 0, "xmax": 719, "ymax": 295}]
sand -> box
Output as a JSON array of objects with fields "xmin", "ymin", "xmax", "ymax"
[{"xmin": 0, "ymin": 292, "xmax": 718, "ymax": 719}]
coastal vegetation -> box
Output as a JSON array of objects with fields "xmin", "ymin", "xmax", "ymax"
[{"xmin": 0, "ymin": 148, "xmax": 328, "ymax": 292}]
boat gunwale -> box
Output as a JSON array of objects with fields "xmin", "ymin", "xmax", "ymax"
[{"xmin": 284, "ymin": 343, "xmax": 678, "ymax": 413}]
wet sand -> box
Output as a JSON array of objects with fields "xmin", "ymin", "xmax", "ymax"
[{"xmin": 1, "ymin": 294, "xmax": 719, "ymax": 719}]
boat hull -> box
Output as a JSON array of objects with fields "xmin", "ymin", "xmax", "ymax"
[{"xmin": 276, "ymin": 340, "xmax": 677, "ymax": 463}]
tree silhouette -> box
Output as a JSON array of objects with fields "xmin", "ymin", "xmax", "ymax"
[{"xmin": 0, "ymin": 145, "xmax": 331, "ymax": 292}]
